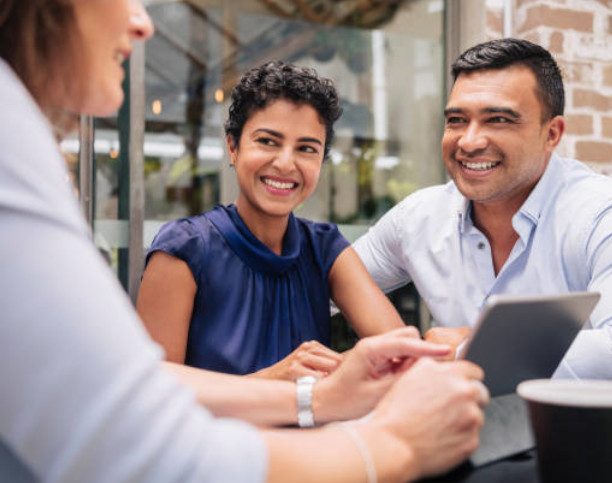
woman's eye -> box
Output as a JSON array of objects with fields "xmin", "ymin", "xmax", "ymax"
[
  {"xmin": 256, "ymin": 137, "xmax": 276, "ymax": 146},
  {"xmin": 299, "ymin": 145, "xmax": 318, "ymax": 154}
]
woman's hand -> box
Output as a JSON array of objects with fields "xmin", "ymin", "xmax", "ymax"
[{"xmin": 250, "ymin": 341, "xmax": 344, "ymax": 381}]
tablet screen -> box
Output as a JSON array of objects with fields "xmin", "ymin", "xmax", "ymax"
[{"xmin": 462, "ymin": 291, "xmax": 600, "ymax": 397}]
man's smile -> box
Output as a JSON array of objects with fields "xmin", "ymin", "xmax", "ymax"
[{"xmin": 458, "ymin": 159, "xmax": 501, "ymax": 171}]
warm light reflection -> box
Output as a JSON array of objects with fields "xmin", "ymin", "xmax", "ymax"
[
  {"xmin": 152, "ymin": 99, "xmax": 162, "ymax": 115},
  {"xmin": 109, "ymin": 148, "xmax": 119, "ymax": 159},
  {"xmin": 214, "ymin": 89, "xmax": 224, "ymax": 103}
]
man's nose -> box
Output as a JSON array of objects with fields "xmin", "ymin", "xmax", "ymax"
[{"xmin": 457, "ymin": 122, "xmax": 488, "ymax": 153}]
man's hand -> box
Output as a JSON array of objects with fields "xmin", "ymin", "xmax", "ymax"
[
  {"xmin": 250, "ymin": 341, "xmax": 343, "ymax": 381},
  {"xmin": 424, "ymin": 326, "xmax": 472, "ymax": 360},
  {"xmin": 313, "ymin": 326, "xmax": 451, "ymax": 423}
]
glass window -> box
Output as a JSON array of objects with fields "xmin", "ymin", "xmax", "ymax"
[
  {"xmin": 82, "ymin": 0, "xmax": 446, "ymax": 329},
  {"xmin": 141, "ymin": 0, "xmax": 446, "ymax": 234}
]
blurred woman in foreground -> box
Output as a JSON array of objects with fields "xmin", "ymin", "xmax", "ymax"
[{"xmin": 0, "ymin": 1, "xmax": 488, "ymax": 481}]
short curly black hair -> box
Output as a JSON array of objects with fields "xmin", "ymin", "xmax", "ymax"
[
  {"xmin": 451, "ymin": 38, "xmax": 564, "ymax": 121},
  {"xmin": 224, "ymin": 61, "xmax": 342, "ymax": 159}
]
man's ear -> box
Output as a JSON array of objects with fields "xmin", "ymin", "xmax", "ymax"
[{"xmin": 545, "ymin": 115, "xmax": 565, "ymax": 151}]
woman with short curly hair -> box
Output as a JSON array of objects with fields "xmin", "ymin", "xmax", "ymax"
[{"xmin": 138, "ymin": 61, "xmax": 407, "ymax": 379}]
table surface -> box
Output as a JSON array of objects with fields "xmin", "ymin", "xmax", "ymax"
[{"xmin": 420, "ymin": 451, "xmax": 539, "ymax": 483}]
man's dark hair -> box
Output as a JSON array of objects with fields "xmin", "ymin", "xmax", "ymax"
[
  {"xmin": 224, "ymin": 61, "xmax": 342, "ymax": 159},
  {"xmin": 451, "ymin": 38, "xmax": 564, "ymax": 121}
]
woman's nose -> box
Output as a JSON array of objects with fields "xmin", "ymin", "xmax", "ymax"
[
  {"xmin": 273, "ymin": 148, "xmax": 295, "ymax": 172},
  {"xmin": 129, "ymin": 0, "xmax": 155, "ymax": 40}
]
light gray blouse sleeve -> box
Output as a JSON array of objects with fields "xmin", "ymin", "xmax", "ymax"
[{"xmin": 0, "ymin": 59, "xmax": 267, "ymax": 483}]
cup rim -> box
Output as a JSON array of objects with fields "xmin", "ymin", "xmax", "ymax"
[{"xmin": 517, "ymin": 379, "xmax": 612, "ymax": 407}]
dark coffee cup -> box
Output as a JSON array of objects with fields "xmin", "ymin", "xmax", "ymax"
[{"xmin": 517, "ymin": 379, "xmax": 612, "ymax": 483}]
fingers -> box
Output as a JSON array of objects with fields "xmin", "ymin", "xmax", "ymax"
[
  {"xmin": 424, "ymin": 326, "xmax": 471, "ymax": 343},
  {"xmin": 381, "ymin": 326, "xmax": 422, "ymax": 340},
  {"xmin": 470, "ymin": 380, "xmax": 490, "ymax": 407},
  {"xmin": 285, "ymin": 341, "xmax": 343, "ymax": 378},
  {"xmin": 298, "ymin": 352, "xmax": 342, "ymax": 374},
  {"xmin": 358, "ymin": 334, "xmax": 451, "ymax": 362},
  {"xmin": 449, "ymin": 360, "xmax": 484, "ymax": 381},
  {"xmin": 298, "ymin": 340, "xmax": 343, "ymax": 363}
]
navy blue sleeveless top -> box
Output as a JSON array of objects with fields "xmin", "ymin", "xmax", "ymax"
[{"xmin": 146, "ymin": 204, "xmax": 350, "ymax": 375}]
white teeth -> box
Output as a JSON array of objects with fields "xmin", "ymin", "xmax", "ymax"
[
  {"xmin": 463, "ymin": 161, "xmax": 500, "ymax": 171},
  {"xmin": 262, "ymin": 178, "xmax": 296, "ymax": 189}
]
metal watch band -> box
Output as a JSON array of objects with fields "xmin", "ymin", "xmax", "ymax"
[{"xmin": 296, "ymin": 375, "xmax": 317, "ymax": 428}]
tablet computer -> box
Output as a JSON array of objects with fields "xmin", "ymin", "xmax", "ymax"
[{"xmin": 462, "ymin": 291, "xmax": 600, "ymax": 397}]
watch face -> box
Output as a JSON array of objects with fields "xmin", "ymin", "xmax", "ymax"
[
  {"xmin": 296, "ymin": 376, "xmax": 316, "ymax": 428},
  {"xmin": 297, "ymin": 375, "xmax": 318, "ymax": 384}
]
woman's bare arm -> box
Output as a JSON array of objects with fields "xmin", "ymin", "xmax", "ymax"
[
  {"xmin": 137, "ymin": 251, "xmax": 196, "ymax": 363},
  {"xmin": 329, "ymin": 247, "xmax": 406, "ymax": 338}
]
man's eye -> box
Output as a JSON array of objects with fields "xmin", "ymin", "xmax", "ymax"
[
  {"xmin": 445, "ymin": 116, "xmax": 465, "ymax": 125},
  {"xmin": 489, "ymin": 116, "xmax": 512, "ymax": 123}
]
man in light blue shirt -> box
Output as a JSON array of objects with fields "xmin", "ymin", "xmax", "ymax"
[{"xmin": 354, "ymin": 38, "xmax": 612, "ymax": 379}]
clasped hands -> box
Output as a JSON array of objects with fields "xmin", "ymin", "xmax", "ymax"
[
  {"xmin": 252, "ymin": 325, "xmax": 473, "ymax": 382},
  {"xmin": 296, "ymin": 327, "xmax": 489, "ymax": 478},
  {"xmin": 252, "ymin": 326, "xmax": 487, "ymax": 476},
  {"xmin": 254, "ymin": 326, "xmax": 485, "ymax": 425}
]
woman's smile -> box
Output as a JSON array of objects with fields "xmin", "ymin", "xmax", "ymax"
[{"xmin": 229, "ymin": 98, "xmax": 326, "ymax": 230}]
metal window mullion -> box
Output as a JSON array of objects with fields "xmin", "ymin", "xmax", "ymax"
[
  {"xmin": 127, "ymin": 41, "xmax": 146, "ymax": 304},
  {"xmin": 78, "ymin": 115, "xmax": 95, "ymax": 226},
  {"xmin": 444, "ymin": 0, "xmax": 461, "ymax": 98}
]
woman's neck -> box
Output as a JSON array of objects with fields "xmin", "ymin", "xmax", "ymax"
[{"xmin": 234, "ymin": 199, "xmax": 289, "ymax": 255}]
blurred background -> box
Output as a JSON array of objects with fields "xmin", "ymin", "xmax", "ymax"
[{"xmin": 62, "ymin": 0, "xmax": 612, "ymax": 345}]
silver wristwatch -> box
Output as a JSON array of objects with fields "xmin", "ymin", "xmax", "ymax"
[{"xmin": 296, "ymin": 375, "xmax": 318, "ymax": 428}]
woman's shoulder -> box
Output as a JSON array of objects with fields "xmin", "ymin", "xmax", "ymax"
[
  {"xmin": 149, "ymin": 210, "xmax": 225, "ymax": 256},
  {"xmin": 154, "ymin": 213, "xmax": 209, "ymax": 242},
  {"xmin": 294, "ymin": 216, "xmax": 345, "ymax": 241},
  {"xmin": 294, "ymin": 216, "xmax": 350, "ymax": 269}
]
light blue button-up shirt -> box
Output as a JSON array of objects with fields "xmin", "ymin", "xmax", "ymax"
[{"xmin": 355, "ymin": 154, "xmax": 612, "ymax": 379}]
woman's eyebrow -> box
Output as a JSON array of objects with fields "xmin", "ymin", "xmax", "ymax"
[
  {"xmin": 253, "ymin": 128, "xmax": 322, "ymax": 145},
  {"xmin": 298, "ymin": 137, "xmax": 323, "ymax": 145},
  {"xmin": 253, "ymin": 128, "xmax": 283, "ymax": 138}
]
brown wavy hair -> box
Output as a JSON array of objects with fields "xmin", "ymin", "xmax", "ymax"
[{"xmin": 0, "ymin": 0, "xmax": 81, "ymax": 135}]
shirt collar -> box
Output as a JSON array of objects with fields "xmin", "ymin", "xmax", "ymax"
[
  {"xmin": 517, "ymin": 153, "xmax": 561, "ymax": 224},
  {"xmin": 207, "ymin": 204, "xmax": 302, "ymax": 274},
  {"xmin": 455, "ymin": 153, "xmax": 561, "ymax": 235}
]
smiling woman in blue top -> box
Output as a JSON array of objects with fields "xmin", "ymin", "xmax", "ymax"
[{"xmin": 137, "ymin": 62, "xmax": 406, "ymax": 379}]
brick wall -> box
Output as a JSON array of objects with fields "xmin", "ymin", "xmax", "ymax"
[{"xmin": 485, "ymin": 0, "xmax": 612, "ymax": 173}]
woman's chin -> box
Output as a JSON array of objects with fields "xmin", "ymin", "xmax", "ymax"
[{"xmin": 80, "ymin": 90, "xmax": 124, "ymax": 117}]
